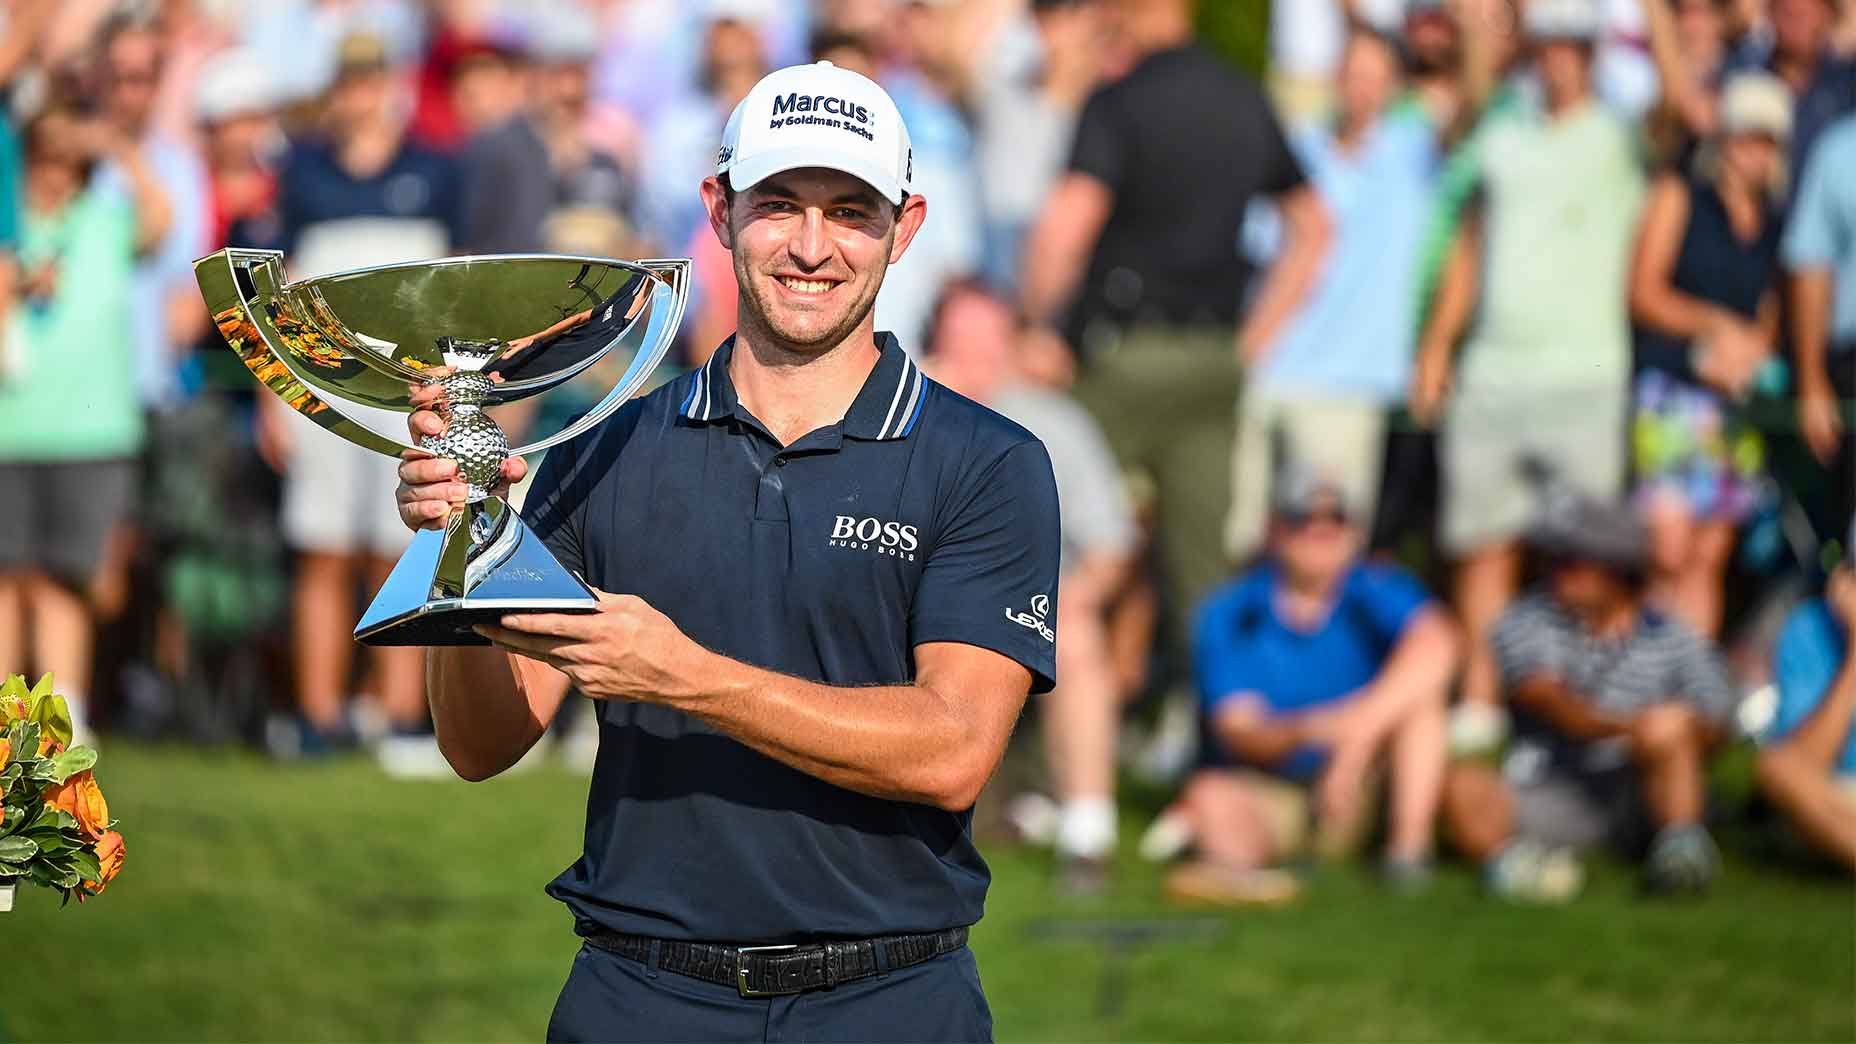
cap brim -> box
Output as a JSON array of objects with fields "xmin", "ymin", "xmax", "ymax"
[{"xmin": 724, "ymin": 146, "xmax": 907, "ymax": 206}]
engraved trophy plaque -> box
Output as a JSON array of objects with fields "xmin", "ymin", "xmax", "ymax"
[{"xmin": 194, "ymin": 249, "xmax": 690, "ymax": 645}]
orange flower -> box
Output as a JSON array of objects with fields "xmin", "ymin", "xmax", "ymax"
[
  {"xmin": 0, "ymin": 736, "xmax": 10, "ymax": 771},
  {"xmin": 37, "ymin": 733, "xmax": 61, "ymax": 757},
  {"xmin": 47, "ymin": 770, "xmax": 109, "ymax": 840},
  {"xmin": 83, "ymin": 831, "xmax": 126, "ymax": 897}
]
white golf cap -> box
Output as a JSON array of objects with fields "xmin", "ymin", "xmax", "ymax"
[
  {"xmin": 1720, "ymin": 72, "xmax": 1794, "ymax": 139},
  {"xmin": 1525, "ymin": 0, "xmax": 1602, "ymax": 41},
  {"xmin": 717, "ymin": 61, "xmax": 914, "ymax": 206}
]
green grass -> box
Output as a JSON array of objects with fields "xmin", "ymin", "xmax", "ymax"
[{"xmin": 3, "ymin": 743, "xmax": 1851, "ymax": 1043}]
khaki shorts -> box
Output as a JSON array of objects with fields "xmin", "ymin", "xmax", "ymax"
[
  {"xmin": 1441, "ymin": 383, "xmax": 1626, "ymax": 554},
  {"xmin": 1225, "ymin": 390, "xmax": 1386, "ymax": 562},
  {"xmin": 280, "ymin": 409, "xmax": 412, "ymax": 558},
  {"xmin": 1221, "ymin": 768, "xmax": 1378, "ymax": 863}
]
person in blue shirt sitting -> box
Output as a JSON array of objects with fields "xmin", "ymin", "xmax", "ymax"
[
  {"xmin": 1759, "ymin": 552, "xmax": 1856, "ymax": 874},
  {"xmin": 1163, "ymin": 465, "xmax": 1460, "ymax": 906}
]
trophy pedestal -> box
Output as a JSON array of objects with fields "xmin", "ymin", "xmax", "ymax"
[{"xmin": 355, "ymin": 497, "xmax": 598, "ymax": 646}]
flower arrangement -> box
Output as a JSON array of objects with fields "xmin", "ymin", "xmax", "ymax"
[{"xmin": 0, "ymin": 674, "xmax": 124, "ymax": 908}]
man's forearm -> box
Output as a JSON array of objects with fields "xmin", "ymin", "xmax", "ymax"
[
  {"xmin": 1238, "ymin": 189, "xmax": 1331, "ymax": 360},
  {"xmin": 1512, "ymin": 677, "xmax": 1631, "ymax": 742},
  {"xmin": 426, "ymin": 646, "xmax": 564, "ymax": 780},
  {"xmin": 1792, "ymin": 270, "xmax": 1836, "ymax": 393},
  {"xmin": 1351, "ymin": 611, "xmax": 1459, "ymax": 744},
  {"xmin": 671, "ymin": 647, "xmax": 1025, "ymax": 812}
]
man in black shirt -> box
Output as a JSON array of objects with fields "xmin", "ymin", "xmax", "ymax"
[{"xmin": 1021, "ymin": 0, "xmax": 1330, "ymax": 671}]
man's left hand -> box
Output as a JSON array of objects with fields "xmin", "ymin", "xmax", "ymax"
[{"xmin": 475, "ymin": 590, "xmax": 708, "ymax": 706}]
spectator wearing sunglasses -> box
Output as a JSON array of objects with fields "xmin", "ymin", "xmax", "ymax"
[{"xmin": 1163, "ymin": 464, "xmax": 1459, "ymax": 906}]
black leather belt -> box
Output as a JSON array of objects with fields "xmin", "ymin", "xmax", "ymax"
[{"xmin": 580, "ymin": 925, "xmax": 969, "ymax": 998}]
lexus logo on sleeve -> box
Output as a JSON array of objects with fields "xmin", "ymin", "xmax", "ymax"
[{"xmin": 1006, "ymin": 594, "xmax": 1054, "ymax": 643}]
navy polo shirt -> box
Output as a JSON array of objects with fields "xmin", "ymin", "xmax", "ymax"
[{"xmin": 523, "ymin": 333, "xmax": 1060, "ymax": 943}]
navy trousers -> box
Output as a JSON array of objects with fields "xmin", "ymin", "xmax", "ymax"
[{"xmin": 546, "ymin": 940, "xmax": 994, "ymax": 1043}]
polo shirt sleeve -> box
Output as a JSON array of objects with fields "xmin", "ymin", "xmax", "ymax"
[
  {"xmin": 1192, "ymin": 586, "xmax": 1260, "ymax": 715},
  {"xmin": 909, "ymin": 440, "xmax": 1060, "ymax": 693},
  {"xmin": 1492, "ymin": 597, "xmax": 1560, "ymax": 686},
  {"xmin": 1067, "ymin": 88, "xmax": 1129, "ymax": 193},
  {"xmin": 1353, "ymin": 566, "xmax": 1433, "ymax": 643},
  {"xmin": 1771, "ymin": 602, "xmax": 1845, "ymax": 740},
  {"xmin": 1782, "ymin": 127, "xmax": 1847, "ymax": 271},
  {"xmin": 1250, "ymin": 88, "xmax": 1306, "ymax": 197},
  {"xmin": 1669, "ymin": 628, "xmax": 1736, "ymax": 724}
]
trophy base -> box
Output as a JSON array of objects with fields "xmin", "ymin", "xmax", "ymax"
[{"xmin": 354, "ymin": 497, "xmax": 598, "ymax": 646}]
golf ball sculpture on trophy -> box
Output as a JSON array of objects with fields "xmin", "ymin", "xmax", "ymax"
[{"xmin": 194, "ymin": 249, "xmax": 690, "ymax": 645}]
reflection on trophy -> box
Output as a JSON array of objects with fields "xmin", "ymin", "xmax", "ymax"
[{"xmin": 193, "ymin": 249, "xmax": 690, "ymax": 645}]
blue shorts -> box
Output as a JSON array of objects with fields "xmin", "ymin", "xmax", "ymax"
[{"xmin": 547, "ymin": 939, "xmax": 994, "ymax": 1043}]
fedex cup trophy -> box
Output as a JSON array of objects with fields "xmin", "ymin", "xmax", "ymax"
[{"xmin": 194, "ymin": 249, "xmax": 689, "ymax": 645}]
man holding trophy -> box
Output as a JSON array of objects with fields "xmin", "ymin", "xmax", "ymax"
[{"xmin": 396, "ymin": 62, "xmax": 1058, "ymax": 1040}]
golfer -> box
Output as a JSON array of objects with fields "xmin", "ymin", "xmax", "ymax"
[{"xmin": 397, "ymin": 62, "xmax": 1058, "ymax": 1043}]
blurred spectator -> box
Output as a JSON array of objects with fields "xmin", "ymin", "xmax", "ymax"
[
  {"xmin": 461, "ymin": 9, "xmax": 634, "ymax": 254},
  {"xmin": 1628, "ymin": 73, "xmax": 1792, "ymax": 639},
  {"xmin": 1227, "ymin": 28, "xmax": 1436, "ymax": 564},
  {"xmin": 1022, "ymin": 0, "xmax": 1331, "ymax": 678},
  {"xmin": 239, "ymin": 0, "xmax": 425, "ymax": 114},
  {"xmin": 1644, "ymin": 0, "xmax": 1750, "ymax": 159},
  {"xmin": 1166, "ymin": 468, "xmax": 1457, "ymax": 906},
  {"xmin": 972, "ymin": 0, "xmax": 1108, "ymax": 291},
  {"xmin": 0, "ymin": 104, "xmax": 168, "ymax": 735},
  {"xmin": 1413, "ymin": 0, "xmax": 1646, "ymax": 716},
  {"xmin": 95, "ymin": 15, "xmax": 211, "ymax": 408},
  {"xmin": 1266, "ymin": 0, "xmax": 1404, "ymax": 123},
  {"xmin": 1759, "ymin": 556, "xmax": 1856, "ymax": 872},
  {"xmin": 876, "ymin": 0, "xmax": 987, "ymax": 353},
  {"xmin": 925, "ymin": 280, "xmax": 1137, "ymax": 893},
  {"xmin": 1782, "ymin": 110, "xmax": 1856, "ymax": 539},
  {"xmin": 1442, "ymin": 494, "xmax": 1736, "ymax": 899},
  {"xmin": 1401, "ymin": 0, "xmax": 1467, "ymax": 128},
  {"xmin": 195, "ymin": 50, "xmax": 285, "ymax": 251},
  {"xmin": 266, "ymin": 33, "xmax": 459, "ymax": 775},
  {"xmin": 1720, "ymin": 0, "xmax": 1856, "ymax": 174},
  {"xmin": 640, "ymin": 13, "xmax": 766, "ymax": 260}
]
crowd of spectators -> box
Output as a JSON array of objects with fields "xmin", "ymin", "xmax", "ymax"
[{"xmin": 0, "ymin": 0, "xmax": 1850, "ymax": 901}]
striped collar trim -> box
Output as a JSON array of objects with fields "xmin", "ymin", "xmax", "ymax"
[{"xmin": 681, "ymin": 333, "xmax": 927, "ymax": 441}]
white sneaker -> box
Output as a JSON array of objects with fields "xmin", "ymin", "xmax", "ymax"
[{"xmin": 375, "ymin": 733, "xmax": 456, "ymax": 780}]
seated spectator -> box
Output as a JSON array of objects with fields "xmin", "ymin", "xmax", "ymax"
[
  {"xmin": 925, "ymin": 281, "xmax": 1138, "ymax": 894},
  {"xmin": 1442, "ymin": 494, "xmax": 1737, "ymax": 900},
  {"xmin": 1758, "ymin": 554, "xmax": 1856, "ymax": 873},
  {"xmin": 1165, "ymin": 467, "xmax": 1458, "ymax": 906},
  {"xmin": 1628, "ymin": 73, "xmax": 1792, "ymax": 639}
]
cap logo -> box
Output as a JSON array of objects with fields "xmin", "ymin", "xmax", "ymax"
[
  {"xmin": 716, "ymin": 144, "xmax": 734, "ymax": 167},
  {"xmin": 769, "ymin": 92, "xmax": 875, "ymax": 142}
]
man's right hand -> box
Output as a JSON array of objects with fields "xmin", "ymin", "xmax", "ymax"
[
  {"xmin": 395, "ymin": 388, "xmax": 528, "ymax": 532},
  {"xmin": 1798, "ymin": 376, "xmax": 1845, "ymax": 465}
]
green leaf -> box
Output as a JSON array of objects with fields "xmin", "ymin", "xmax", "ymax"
[
  {"xmin": 28, "ymin": 684, "xmax": 72, "ymax": 751},
  {"xmin": 49, "ymin": 746, "xmax": 96, "ymax": 783},
  {"xmin": 67, "ymin": 847, "xmax": 100, "ymax": 882},
  {"xmin": 0, "ymin": 862, "xmax": 20, "ymax": 878},
  {"xmin": 13, "ymin": 721, "xmax": 40, "ymax": 758},
  {"xmin": 27, "ymin": 831, "xmax": 72, "ymax": 856},
  {"xmin": 0, "ymin": 674, "xmax": 27, "ymax": 703},
  {"xmin": 0, "ymin": 835, "xmax": 39, "ymax": 862},
  {"xmin": 27, "ymin": 757, "xmax": 58, "ymax": 782}
]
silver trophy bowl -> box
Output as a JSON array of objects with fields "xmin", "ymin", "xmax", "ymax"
[{"xmin": 194, "ymin": 248, "xmax": 690, "ymax": 645}]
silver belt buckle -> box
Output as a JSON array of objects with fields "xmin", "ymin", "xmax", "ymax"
[{"xmin": 736, "ymin": 944, "xmax": 800, "ymax": 997}]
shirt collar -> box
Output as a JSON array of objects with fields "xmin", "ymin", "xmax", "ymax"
[{"xmin": 681, "ymin": 332, "xmax": 926, "ymax": 441}]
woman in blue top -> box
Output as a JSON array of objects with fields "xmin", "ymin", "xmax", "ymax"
[{"xmin": 1627, "ymin": 72, "xmax": 1791, "ymax": 639}]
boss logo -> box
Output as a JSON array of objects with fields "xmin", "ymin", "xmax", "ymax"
[{"xmin": 829, "ymin": 515, "xmax": 919, "ymax": 560}]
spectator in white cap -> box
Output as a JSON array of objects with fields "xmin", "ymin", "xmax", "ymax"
[
  {"xmin": 1413, "ymin": 0, "xmax": 1646, "ymax": 732},
  {"xmin": 195, "ymin": 50, "xmax": 284, "ymax": 252},
  {"xmin": 1627, "ymin": 72, "xmax": 1793, "ymax": 641},
  {"xmin": 396, "ymin": 59, "xmax": 1059, "ymax": 1039}
]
